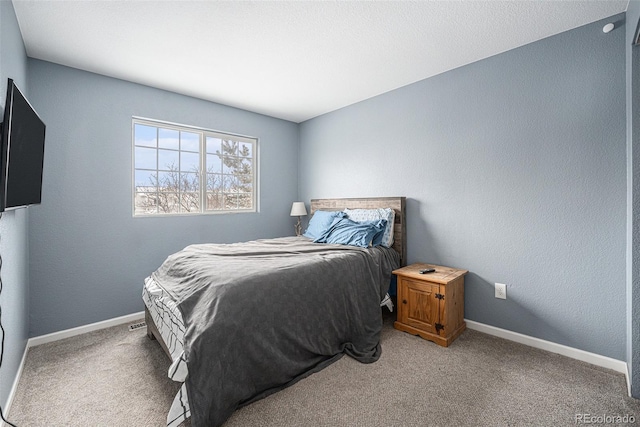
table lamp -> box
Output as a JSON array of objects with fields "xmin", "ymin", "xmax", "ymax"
[{"xmin": 290, "ymin": 202, "xmax": 307, "ymax": 236}]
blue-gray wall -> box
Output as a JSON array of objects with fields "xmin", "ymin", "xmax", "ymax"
[
  {"xmin": 300, "ymin": 15, "xmax": 628, "ymax": 360},
  {"xmin": 627, "ymin": 0, "xmax": 640, "ymax": 399},
  {"xmin": 26, "ymin": 60, "xmax": 299, "ymax": 336},
  {"xmin": 0, "ymin": 0, "xmax": 29, "ymax": 413}
]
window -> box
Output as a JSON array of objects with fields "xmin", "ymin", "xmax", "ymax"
[{"xmin": 133, "ymin": 118, "xmax": 257, "ymax": 216}]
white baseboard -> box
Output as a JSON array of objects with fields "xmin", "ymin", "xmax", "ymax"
[
  {"xmin": 465, "ymin": 319, "xmax": 628, "ymax": 376},
  {"xmin": 28, "ymin": 311, "xmax": 145, "ymax": 348}
]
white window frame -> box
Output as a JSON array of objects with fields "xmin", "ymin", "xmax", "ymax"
[{"xmin": 132, "ymin": 117, "xmax": 259, "ymax": 217}]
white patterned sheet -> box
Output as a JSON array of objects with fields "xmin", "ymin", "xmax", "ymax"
[
  {"xmin": 142, "ymin": 276, "xmax": 190, "ymax": 427},
  {"xmin": 143, "ymin": 275, "xmax": 394, "ymax": 427}
]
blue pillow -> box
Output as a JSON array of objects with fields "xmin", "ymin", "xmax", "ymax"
[
  {"xmin": 370, "ymin": 219, "xmax": 388, "ymax": 246},
  {"xmin": 314, "ymin": 217, "xmax": 386, "ymax": 248},
  {"xmin": 303, "ymin": 210, "xmax": 346, "ymax": 239},
  {"xmin": 344, "ymin": 208, "xmax": 395, "ymax": 248}
]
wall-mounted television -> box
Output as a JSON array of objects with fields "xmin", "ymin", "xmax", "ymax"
[{"xmin": 0, "ymin": 78, "xmax": 46, "ymax": 212}]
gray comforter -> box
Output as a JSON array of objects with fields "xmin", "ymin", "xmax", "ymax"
[{"xmin": 151, "ymin": 236, "xmax": 400, "ymax": 426}]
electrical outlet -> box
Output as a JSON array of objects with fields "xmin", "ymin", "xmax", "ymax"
[{"xmin": 495, "ymin": 283, "xmax": 507, "ymax": 300}]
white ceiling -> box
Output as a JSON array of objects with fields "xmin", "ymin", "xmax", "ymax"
[{"xmin": 12, "ymin": 0, "xmax": 629, "ymax": 123}]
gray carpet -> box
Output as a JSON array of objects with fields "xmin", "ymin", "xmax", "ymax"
[{"xmin": 8, "ymin": 312, "xmax": 640, "ymax": 426}]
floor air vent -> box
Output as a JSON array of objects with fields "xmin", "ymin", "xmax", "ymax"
[{"xmin": 128, "ymin": 321, "xmax": 146, "ymax": 331}]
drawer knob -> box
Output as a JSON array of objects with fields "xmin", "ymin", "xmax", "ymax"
[{"xmin": 402, "ymin": 299, "xmax": 407, "ymax": 304}]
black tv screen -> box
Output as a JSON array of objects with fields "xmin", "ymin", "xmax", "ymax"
[{"xmin": 0, "ymin": 78, "xmax": 46, "ymax": 212}]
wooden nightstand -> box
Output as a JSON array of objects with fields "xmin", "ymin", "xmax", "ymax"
[{"xmin": 393, "ymin": 263, "xmax": 468, "ymax": 347}]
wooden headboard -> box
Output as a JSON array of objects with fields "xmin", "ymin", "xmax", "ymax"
[{"xmin": 310, "ymin": 197, "xmax": 407, "ymax": 266}]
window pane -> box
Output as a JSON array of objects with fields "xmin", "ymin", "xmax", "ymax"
[
  {"xmin": 237, "ymin": 193, "xmax": 253, "ymax": 209},
  {"xmin": 135, "ymin": 170, "xmax": 157, "ymax": 190},
  {"xmin": 159, "ymin": 128, "xmax": 179, "ymax": 150},
  {"xmin": 180, "ymin": 172, "xmax": 199, "ymax": 192},
  {"xmin": 220, "ymin": 140, "xmax": 238, "ymax": 156},
  {"xmin": 220, "ymin": 155, "xmax": 250, "ymax": 175},
  {"xmin": 181, "ymin": 192, "xmax": 200, "ymax": 212},
  {"xmin": 135, "ymin": 124, "xmax": 157, "ymax": 147},
  {"xmin": 238, "ymin": 158, "xmax": 252, "ymax": 175},
  {"xmin": 207, "ymin": 173, "xmax": 222, "ymax": 192},
  {"xmin": 181, "ymin": 132, "xmax": 199, "ymax": 152},
  {"xmin": 158, "ymin": 149, "xmax": 179, "ymax": 171},
  {"xmin": 158, "ymin": 171, "xmax": 179, "ymax": 192},
  {"xmin": 135, "ymin": 146, "xmax": 157, "ymax": 170},
  {"xmin": 181, "ymin": 151, "xmax": 200, "ymax": 173},
  {"xmin": 222, "ymin": 174, "xmax": 237, "ymax": 191},
  {"xmin": 224, "ymin": 194, "xmax": 238, "ymax": 210},
  {"xmin": 135, "ymin": 192, "xmax": 158, "ymax": 214},
  {"xmin": 236, "ymin": 174, "xmax": 252, "ymax": 191},
  {"xmin": 239, "ymin": 142, "xmax": 252, "ymax": 157},
  {"xmin": 206, "ymin": 154, "xmax": 222, "ymax": 173},
  {"xmin": 157, "ymin": 192, "xmax": 180, "ymax": 214},
  {"xmin": 206, "ymin": 193, "xmax": 223, "ymax": 210},
  {"xmin": 206, "ymin": 137, "xmax": 221, "ymax": 154}
]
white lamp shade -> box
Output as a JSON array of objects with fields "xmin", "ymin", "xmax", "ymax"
[{"xmin": 290, "ymin": 202, "xmax": 307, "ymax": 216}]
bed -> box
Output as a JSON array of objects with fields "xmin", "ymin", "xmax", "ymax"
[{"xmin": 143, "ymin": 196, "xmax": 406, "ymax": 426}]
